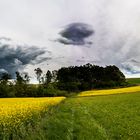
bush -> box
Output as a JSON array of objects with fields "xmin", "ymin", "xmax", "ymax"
[
  {"xmin": 57, "ymin": 82, "xmax": 80, "ymax": 92},
  {"xmin": 0, "ymin": 84, "xmax": 15, "ymax": 97},
  {"xmin": 42, "ymin": 88, "xmax": 68, "ymax": 97}
]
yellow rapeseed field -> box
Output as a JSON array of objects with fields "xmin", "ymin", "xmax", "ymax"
[
  {"xmin": 0, "ymin": 97, "xmax": 65, "ymax": 131},
  {"xmin": 78, "ymin": 86, "xmax": 140, "ymax": 97}
]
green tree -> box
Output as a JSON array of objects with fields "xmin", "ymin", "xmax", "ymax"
[
  {"xmin": 52, "ymin": 70, "xmax": 58, "ymax": 82},
  {"xmin": 0, "ymin": 73, "xmax": 12, "ymax": 97},
  {"xmin": 34, "ymin": 68, "xmax": 43, "ymax": 84},
  {"xmin": 57, "ymin": 63, "xmax": 126, "ymax": 91},
  {"xmin": 15, "ymin": 72, "xmax": 30, "ymax": 97},
  {"xmin": 0, "ymin": 73, "xmax": 11, "ymax": 84},
  {"xmin": 45, "ymin": 70, "xmax": 52, "ymax": 85}
]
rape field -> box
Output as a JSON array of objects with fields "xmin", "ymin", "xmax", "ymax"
[
  {"xmin": 0, "ymin": 97, "xmax": 65, "ymax": 139},
  {"xmin": 78, "ymin": 85, "xmax": 140, "ymax": 97},
  {"xmin": 1, "ymin": 86, "xmax": 140, "ymax": 139}
]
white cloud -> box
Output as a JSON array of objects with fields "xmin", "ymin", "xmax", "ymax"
[{"xmin": 0, "ymin": 0, "xmax": 140, "ymax": 78}]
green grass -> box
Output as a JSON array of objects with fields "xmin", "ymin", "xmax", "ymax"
[
  {"xmin": 126, "ymin": 78, "xmax": 140, "ymax": 85},
  {"xmin": 24, "ymin": 92, "xmax": 140, "ymax": 140}
]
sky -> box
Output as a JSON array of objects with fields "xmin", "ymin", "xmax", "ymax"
[{"xmin": 0, "ymin": 0, "xmax": 140, "ymax": 82}]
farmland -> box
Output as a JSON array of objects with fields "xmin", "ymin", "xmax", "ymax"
[
  {"xmin": 0, "ymin": 97, "xmax": 65, "ymax": 139},
  {"xmin": 78, "ymin": 85, "xmax": 140, "ymax": 97},
  {"xmin": 0, "ymin": 86, "xmax": 140, "ymax": 139},
  {"xmin": 26, "ymin": 90, "xmax": 140, "ymax": 140},
  {"xmin": 126, "ymin": 78, "xmax": 140, "ymax": 85}
]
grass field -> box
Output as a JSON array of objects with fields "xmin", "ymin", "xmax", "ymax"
[
  {"xmin": 23, "ymin": 87, "xmax": 140, "ymax": 140},
  {"xmin": 0, "ymin": 86, "xmax": 140, "ymax": 139},
  {"xmin": 126, "ymin": 78, "xmax": 140, "ymax": 85}
]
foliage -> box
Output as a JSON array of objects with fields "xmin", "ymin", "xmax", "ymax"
[
  {"xmin": 34, "ymin": 68, "xmax": 43, "ymax": 84},
  {"xmin": 43, "ymin": 70, "xmax": 52, "ymax": 86},
  {"xmin": 57, "ymin": 63, "xmax": 126, "ymax": 91},
  {"xmin": 0, "ymin": 73, "xmax": 11, "ymax": 83},
  {"xmin": 14, "ymin": 72, "xmax": 30, "ymax": 97},
  {"xmin": 0, "ymin": 64, "xmax": 127, "ymax": 97},
  {"xmin": 0, "ymin": 73, "xmax": 14, "ymax": 97}
]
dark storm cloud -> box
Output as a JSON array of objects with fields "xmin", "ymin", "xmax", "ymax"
[
  {"xmin": 121, "ymin": 59, "xmax": 140, "ymax": 74},
  {"xmin": 57, "ymin": 38, "xmax": 75, "ymax": 45},
  {"xmin": 58, "ymin": 23, "xmax": 94, "ymax": 45},
  {"xmin": 0, "ymin": 40, "xmax": 51, "ymax": 77}
]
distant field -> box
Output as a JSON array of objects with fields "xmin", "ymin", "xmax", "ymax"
[
  {"xmin": 78, "ymin": 85, "xmax": 140, "ymax": 97},
  {"xmin": 126, "ymin": 78, "xmax": 140, "ymax": 85}
]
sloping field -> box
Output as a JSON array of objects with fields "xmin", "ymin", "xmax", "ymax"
[
  {"xmin": 78, "ymin": 86, "xmax": 140, "ymax": 97},
  {"xmin": 1, "ymin": 86, "xmax": 140, "ymax": 139},
  {"xmin": 31, "ymin": 92, "xmax": 140, "ymax": 140}
]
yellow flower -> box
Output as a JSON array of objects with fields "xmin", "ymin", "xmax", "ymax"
[
  {"xmin": 78, "ymin": 86, "xmax": 140, "ymax": 97},
  {"xmin": 0, "ymin": 97, "xmax": 65, "ymax": 131}
]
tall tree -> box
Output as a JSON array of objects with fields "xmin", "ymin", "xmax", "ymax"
[
  {"xmin": 15, "ymin": 71, "xmax": 24, "ymax": 84},
  {"xmin": 22, "ymin": 72, "xmax": 30, "ymax": 84},
  {"xmin": 0, "ymin": 73, "xmax": 11, "ymax": 84},
  {"xmin": 52, "ymin": 70, "xmax": 58, "ymax": 82},
  {"xmin": 45, "ymin": 70, "xmax": 52, "ymax": 85},
  {"xmin": 34, "ymin": 68, "xmax": 43, "ymax": 84}
]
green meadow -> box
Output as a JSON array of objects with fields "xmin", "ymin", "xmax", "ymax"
[
  {"xmin": 23, "ymin": 87, "xmax": 140, "ymax": 140},
  {"xmin": 127, "ymin": 78, "xmax": 140, "ymax": 85}
]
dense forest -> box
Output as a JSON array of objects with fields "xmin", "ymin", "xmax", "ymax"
[
  {"xmin": 0, "ymin": 63, "xmax": 126, "ymax": 97},
  {"xmin": 57, "ymin": 63, "xmax": 126, "ymax": 91}
]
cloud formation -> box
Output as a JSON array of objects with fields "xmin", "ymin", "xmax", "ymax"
[
  {"xmin": 0, "ymin": 38, "xmax": 51, "ymax": 77},
  {"xmin": 121, "ymin": 59, "xmax": 140, "ymax": 74},
  {"xmin": 57, "ymin": 23, "xmax": 94, "ymax": 45},
  {"xmin": 0, "ymin": 0, "xmax": 140, "ymax": 78}
]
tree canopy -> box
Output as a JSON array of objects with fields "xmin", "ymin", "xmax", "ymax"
[{"xmin": 57, "ymin": 63, "xmax": 126, "ymax": 91}]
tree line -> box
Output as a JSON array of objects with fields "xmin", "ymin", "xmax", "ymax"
[
  {"xmin": 0, "ymin": 63, "xmax": 126, "ymax": 97},
  {"xmin": 57, "ymin": 63, "xmax": 126, "ymax": 91}
]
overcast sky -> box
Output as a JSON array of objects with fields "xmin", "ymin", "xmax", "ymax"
[{"xmin": 0, "ymin": 0, "xmax": 140, "ymax": 81}]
